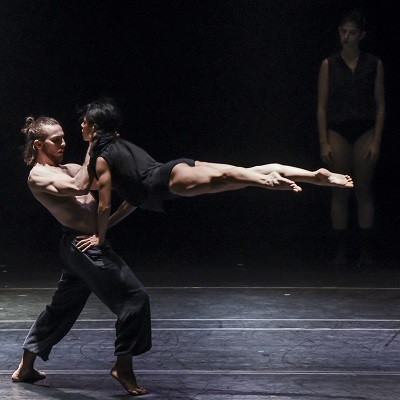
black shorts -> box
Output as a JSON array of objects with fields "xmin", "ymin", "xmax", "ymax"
[
  {"xmin": 140, "ymin": 158, "xmax": 195, "ymax": 212},
  {"xmin": 328, "ymin": 119, "xmax": 375, "ymax": 144}
]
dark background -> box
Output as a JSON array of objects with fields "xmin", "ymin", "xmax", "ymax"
[{"xmin": 1, "ymin": 0, "xmax": 399, "ymax": 264}]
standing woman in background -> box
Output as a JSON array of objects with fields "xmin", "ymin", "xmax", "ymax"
[{"xmin": 317, "ymin": 9, "xmax": 385, "ymax": 266}]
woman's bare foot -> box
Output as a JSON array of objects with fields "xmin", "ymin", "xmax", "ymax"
[
  {"xmin": 110, "ymin": 364, "xmax": 147, "ymax": 396},
  {"xmin": 11, "ymin": 363, "xmax": 46, "ymax": 383},
  {"xmin": 315, "ymin": 168, "xmax": 354, "ymax": 188},
  {"xmin": 265, "ymin": 171, "xmax": 302, "ymax": 192}
]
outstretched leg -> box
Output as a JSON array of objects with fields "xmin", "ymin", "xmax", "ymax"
[
  {"xmin": 250, "ymin": 163, "xmax": 353, "ymax": 188},
  {"xmin": 12, "ymin": 350, "xmax": 46, "ymax": 382},
  {"xmin": 110, "ymin": 354, "xmax": 147, "ymax": 396},
  {"xmin": 169, "ymin": 162, "xmax": 302, "ymax": 196}
]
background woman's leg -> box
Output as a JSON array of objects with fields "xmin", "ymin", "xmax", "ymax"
[
  {"xmin": 327, "ymin": 131, "xmax": 353, "ymax": 264},
  {"xmin": 353, "ymin": 130, "xmax": 377, "ymax": 265}
]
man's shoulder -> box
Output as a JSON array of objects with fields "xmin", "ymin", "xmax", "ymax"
[
  {"xmin": 28, "ymin": 163, "xmax": 82, "ymax": 186},
  {"xmin": 30, "ymin": 163, "xmax": 81, "ymax": 173}
]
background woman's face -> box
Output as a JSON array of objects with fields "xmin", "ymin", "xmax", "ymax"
[{"xmin": 338, "ymin": 21, "xmax": 365, "ymax": 48}]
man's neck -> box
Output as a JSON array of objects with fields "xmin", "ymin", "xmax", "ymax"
[{"xmin": 35, "ymin": 156, "xmax": 60, "ymax": 167}]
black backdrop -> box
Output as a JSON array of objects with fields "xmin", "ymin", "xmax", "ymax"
[{"xmin": 1, "ymin": 0, "xmax": 399, "ymax": 260}]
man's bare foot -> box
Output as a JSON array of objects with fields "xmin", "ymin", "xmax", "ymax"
[
  {"xmin": 315, "ymin": 168, "xmax": 354, "ymax": 188},
  {"xmin": 110, "ymin": 365, "xmax": 147, "ymax": 396},
  {"xmin": 265, "ymin": 171, "xmax": 302, "ymax": 192},
  {"xmin": 11, "ymin": 364, "xmax": 46, "ymax": 383}
]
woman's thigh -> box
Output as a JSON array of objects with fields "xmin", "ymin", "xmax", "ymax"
[
  {"xmin": 352, "ymin": 129, "xmax": 377, "ymax": 187},
  {"xmin": 327, "ymin": 130, "xmax": 353, "ymax": 173}
]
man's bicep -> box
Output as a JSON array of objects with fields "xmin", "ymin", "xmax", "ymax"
[
  {"xmin": 29, "ymin": 168, "xmax": 83, "ymax": 196},
  {"xmin": 28, "ymin": 170, "xmax": 63, "ymax": 195}
]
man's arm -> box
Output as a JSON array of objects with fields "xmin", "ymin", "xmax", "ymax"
[
  {"xmin": 87, "ymin": 174, "xmax": 136, "ymax": 227},
  {"xmin": 29, "ymin": 144, "xmax": 93, "ymax": 196}
]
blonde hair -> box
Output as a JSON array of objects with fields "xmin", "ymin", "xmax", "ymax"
[{"xmin": 21, "ymin": 116, "xmax": 60, "ymax": 166}]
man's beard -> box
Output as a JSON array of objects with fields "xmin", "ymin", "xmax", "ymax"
[{"xmin": 43, "ymin": 145, "xmax": 64, "ymax": 165}]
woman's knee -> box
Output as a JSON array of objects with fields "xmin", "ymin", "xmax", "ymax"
[
  {"xmin": 355, "ymin": 185, "xmax": 374, "ymax": 203},
  {"xmin": 266, "ymin": 163, "xmax": 283, "ymax": 174},
  {"xmin": 331, "ymin": 187, "xmax": 350, "ymax": 201}
]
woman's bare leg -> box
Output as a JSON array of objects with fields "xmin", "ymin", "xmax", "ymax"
[
  {"xmin": 326, "ymin": 130, "xmax": 353, "ymax": 264},
  {"xmin": 250, "ymin": 163, "xmax": 353, "ymax": 187},
  {"xmin": 197, "ymin": 161, "xmax": 353, "ymax": 187},
  {"xmin": 353, "ymin": 130, "xmax": 377, "ymax": 265},
  {"xmin": 325, "ymin": 131, "xmax": 353, "ymax": 228},
  {"xmin": 195, "ymin": 160, "xmax": 237, "ymax": 171},
  {"xmin": 169, "ymin": 163, "xmax": 302, "ymax": 196},
  {"xmin": 353, "ymin": 130, "xmax": 376, "ymax": 229}
]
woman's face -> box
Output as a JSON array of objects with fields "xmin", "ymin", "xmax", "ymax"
[
  {"xmin": 338, "ymin": 21, "xmax": 365, "ymax": 49},
  {"xmin": 81, "ymin": 117, "xmax": 97, "ymax": 142}
]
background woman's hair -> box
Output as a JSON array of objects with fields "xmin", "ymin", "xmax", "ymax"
[
  {"xmin": 21, "ymin": 116, "xmax": 59, "ymax": 167},
  {"xmin": 340, "ymin": 9, "xmax": 367, "ymax": 32}
]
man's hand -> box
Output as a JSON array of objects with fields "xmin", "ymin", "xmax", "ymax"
[{"xmin": 76, "ymin": 234, "xmax": 101, "ymax": 252}]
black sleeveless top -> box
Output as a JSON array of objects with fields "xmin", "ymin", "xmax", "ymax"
[
  {"xmin": 327, "ymin": 52, "xmax": 378, "ymax": 125},
  {"xmin": 90, "ymin": 136, "xmax": 164, "ymax": 210},
  {"xmin": 90, "ymin": 136, "xmax": 195, "ymax": 212}
]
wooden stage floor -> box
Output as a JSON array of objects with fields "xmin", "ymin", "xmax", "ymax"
[{"xmin": 1, "ymin": 242, "xmax": 400, "ymax": 399}]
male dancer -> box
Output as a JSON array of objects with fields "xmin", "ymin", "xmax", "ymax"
[{"xmin": 12, "ymin": 116, "xmax": 150, "ymax": 396}]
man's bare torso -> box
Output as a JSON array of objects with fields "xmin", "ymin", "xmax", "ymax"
[{"xmin": 28, "ymin": 163, "xmax": 98, "ymax": 234}]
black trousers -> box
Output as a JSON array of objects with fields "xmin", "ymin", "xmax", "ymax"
[{"xmin": 22, "ymin": 233, "xmax": 152, "ymax": 361}]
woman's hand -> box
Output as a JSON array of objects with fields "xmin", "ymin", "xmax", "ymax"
[
  {"xmin": 320, "ymin": 142, "xmax": 334, "ymax": 164},
  {"xmin": 365, "ymin": 142, "xmax": 380, "ymax": 162},
  {"xmin": 76, "ymin": 234, "xmax": 101, "ymax": 252}
]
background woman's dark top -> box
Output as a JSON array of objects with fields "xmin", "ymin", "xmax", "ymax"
[{"xmin": 327, "ymin": 52, "xmax": 378, "ymax": 141}]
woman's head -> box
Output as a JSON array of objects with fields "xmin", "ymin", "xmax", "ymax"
[
  {"xmin": 338, "ymin": 9, "xmax": 367, "ymax": 49},
  {"xmin": 339, "ymin": 9, "xmax": 367, "ymax": 32},
  {"xmin": 80, "ymin": 97, "xmax": 122, "ymax": 137},
  {"xmin": 21, "ymin": 116, "xmax": 60, "ymax": 166}
]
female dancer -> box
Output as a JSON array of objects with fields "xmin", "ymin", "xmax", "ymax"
[{"xmin": 317, "ymin": 9, "xmax": 385, "ymax": 265}]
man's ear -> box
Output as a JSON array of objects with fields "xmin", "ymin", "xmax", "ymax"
[
  {"xmin": 33, "ymin": 139, "xmax": 42, "ymax": 150},
  {"xmin": 360, "ymin": 31, "xmax": 366, "ymax": 40}
]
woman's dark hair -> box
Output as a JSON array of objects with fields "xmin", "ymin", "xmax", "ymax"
[
  {"xmin": 21, "ymin": 116, "xmax": 60, "ymax": 167},
  {"xmin": 79, "ymin": 97, "xmax": 122, "ymax": 136},
  {"xmin": 340, "ymin": 9, "xmax": 367, "ymax": 32}
]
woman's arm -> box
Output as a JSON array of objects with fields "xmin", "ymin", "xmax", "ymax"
[
  {"xmin": 75, "ymin": 156, "xmax": 112, "ymax": 252},
  {"xmin": 108, "ymin": 201, "xmax": 137, "ymax": 229},
  {"xmin": 317, "ymin": 59, "xmax": 333, "ymax": 164},
  {"xmin": 94, "ymin": 157, "xmax": 113, "ymax": 246},
  {"xmin": 367, "ymin": 59, "xmax": 385, "ymax": 161},
  {"xmin": 75, "ymin": 158, "xmax": 137, "ymax": 252}
]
